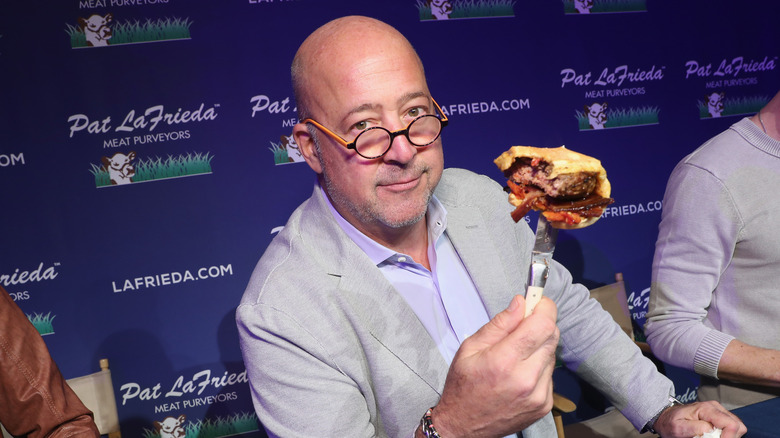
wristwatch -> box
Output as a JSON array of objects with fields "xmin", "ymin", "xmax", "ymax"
[
  {"xmin": 420, "ymin": 407, "xmax": 442, "ymax": 438},
  {"xmin": 643, "ymin": 396, "xmax": 683, "ymax": 434}
]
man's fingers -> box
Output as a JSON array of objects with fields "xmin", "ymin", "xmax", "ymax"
[
  {"xmin": 657, "ymin": 402, "xmax": 746, "ymax": 438},
  {"xmin": 528, "ymin": 295, "xmax": 557, "ymax": 322},
  {"xmin": 705, "ymin": 408, "xmax": 747, "ymax": 438},
  {"xmin": 499, "ymin": 296, "xmax": 559, "ymax": 358},
  {"xmin": 466, "ymin": 295, "xmax": 527, "ymax": 349},
  {"xmin": 459, "ymin": 295, "xmax": 558, "ymax": 376},
  {"xmin": 695, "ymin": 401, "xmax": 746, "ymax": 437}
]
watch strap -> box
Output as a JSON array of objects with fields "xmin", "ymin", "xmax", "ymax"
[
  {"xmin": 420, "ymin": 407, "xmax": 442, "ymax": 438},
  {"xmin": 643, "ymin": 396, "xmax": 683, "ymax": 434}
]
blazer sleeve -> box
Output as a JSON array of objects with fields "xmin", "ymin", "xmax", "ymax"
[
  {"xmin": 236, "ymin": 301, "xmax": 383, "ymax": 438},
  {"xmin": 544, "ymin": 259, "xmax": 675, "ymax": 430}
]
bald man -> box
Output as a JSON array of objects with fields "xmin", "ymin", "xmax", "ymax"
[{"xmin": 236, "ymin": 16, "xmax": 745, "ymax": 438}]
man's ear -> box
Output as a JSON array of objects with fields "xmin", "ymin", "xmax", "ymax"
[{"xmin": 292, "ymin": 122, "xmax": 322, "ymax": 174}]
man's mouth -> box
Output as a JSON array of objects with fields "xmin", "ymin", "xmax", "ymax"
[{"xmin": 378, "ymin": 174, "xmax": 423, "ymax": 192}]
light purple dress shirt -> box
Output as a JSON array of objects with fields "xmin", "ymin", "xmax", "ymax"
[{"xmin": 322, "ymin": 185, "xmax": 491, "ymax": 364}]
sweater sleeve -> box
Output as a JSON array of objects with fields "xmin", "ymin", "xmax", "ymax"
[{"xmin": 646, "ymin": 162, "xmax": 741, "ymax": 378}]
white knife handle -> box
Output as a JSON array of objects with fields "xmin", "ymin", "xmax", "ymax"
[{"xmin": 525, "ymin": 285, "xmax": 544, "ymax": 317}]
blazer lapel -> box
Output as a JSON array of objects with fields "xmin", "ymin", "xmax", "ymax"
[
  {"xmin": 339, "ymin": 266, "xmax": 449, "ymax": 392},
  {"xmin": 445, "ymin": 202, "xmax": 521, "ymax": 318}
]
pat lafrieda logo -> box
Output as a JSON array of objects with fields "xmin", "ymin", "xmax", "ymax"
[
  {"xmin": 121, "ymin": 368, "xmax": 246, "ymax": 406},
  {"xmin": 124, "ymin": 367, "xmax": 261, "ymax": 436},
  {"xmin": 561, "ymin": 64, "xmax": 664, "ymax": 130},
  {"xmin": 68, "ymin": 103, "xmax": 219, "ymax": 138},
  {"xmin": 684, "ymin": 55, "xmax": 778, "ymax": 80},
  {"xmin": 560, "ymin": 64, "xmax": 665, "ymax": 89}
]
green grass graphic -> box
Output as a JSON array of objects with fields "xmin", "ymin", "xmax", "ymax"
[
  {"xmin": 576, "ymin": 105, "xmax": 659, "ymax": 130},
  {"xmin": 90, "ymin": 152, "xmax": 213, "ymax": 187},
  {"xmin": 698, "ymin": 95, "xmax": 769, "ymax": 118},
  {"xmin": 28, "ymin": 312, "xmax": 56, "ymax": 335},
  {"xmin": 417, "ymin": 0, "xmax": 516, "ymax": 20},
  {"xmin": 562, "ymin": 0, "xmax": 646, "ymax": 14},
  {"xmin": 66, "ymin": 17, "xmax": 192, "ymax": 48},
  {"xmin": 269, "ymin": 141, "xmax": 290, "ymax": 165}
]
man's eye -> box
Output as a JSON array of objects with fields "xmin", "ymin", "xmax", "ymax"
[
  {"xmin": 408, "ymin": 107, "xmax": 421, "ymax": 118},
  {"xmin": 353, "ymin": 121, "xmax": 368, "ymax": 131}
]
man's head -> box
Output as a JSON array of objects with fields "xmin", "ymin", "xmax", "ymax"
[{"xmin": 291, "ymin": 16, "xmax": 445, "ymax": 241}]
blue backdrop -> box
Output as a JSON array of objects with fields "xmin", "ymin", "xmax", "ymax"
[{"xmin": 1, "ymin": 1, "xmax": 778, "ymax": 436}]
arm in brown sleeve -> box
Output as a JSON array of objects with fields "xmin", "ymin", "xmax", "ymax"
[{"xmin": 0, "ymin": 286, "xmax": 100, "ymax": 438}]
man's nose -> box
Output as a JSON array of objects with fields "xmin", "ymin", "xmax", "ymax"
[{"xmin": 382, "ymin": 130, "xmax": 417, "ymax": 164}]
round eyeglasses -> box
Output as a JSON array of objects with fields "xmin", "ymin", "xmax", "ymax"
[{"xmin": 302, "ymin": 98, "xmax": 449, "ymax": 160}]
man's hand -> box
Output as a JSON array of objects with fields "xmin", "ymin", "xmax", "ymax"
[
  {"xmin": 428, "ymin": 294, "xmax": 559, "ymax": 438},
  {"xmin": 653, "ymin": 400, "xmax": 747, "ymax": 438}
]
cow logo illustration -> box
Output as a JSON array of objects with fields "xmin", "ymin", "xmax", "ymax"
[
  {"xmin": 573, "ymin": 0, "xmax": 593, "ymax": 14},
  {"xmin": 584, "ymin": 102, "xmax": 608, "ymax": 129},
  {"xmin": 428, "ymin": 0, "xmax": 454, "ymax": 19},
  {"xmin": 269, "ymin": 134, "xmax": 305, "ymax": 165},
  {"xmin": 416, "ymin": 0, "xmax": 514, "ymax": 21},
  {"xmin": 155, "ymin": 415, "xmax": 186, "ymax": 438},
  {"xmin": 66, "ymin": 14, "xmax": 193, "ymax": 48},
  {"xmin": 563, "ymin": 0, "xmax": 647, "ymax": 14},
  {"xmin": 697, "ymin": 93, "xmax": 768, "ymax": 120},
  {"xmin": 705, "ymin": 92, "xmax": 724, "ymax": 118},
  {"xmin": 576, "ymin": 101, "xmax": 659, "ymax": 130},
  {"xmin": 79, "ymin": 14, "xmax": 113, "ymax": 47},
  {"xmin": 90, "ymin": 151, "xmax": 213, "ymax": 187},
  {"xmin": 280, "ymin": 134, "xmax": 305, "ymax": 163},
  {"xmin": 102, "ymin": 151, "xmax": 136, "ymax": 185}
]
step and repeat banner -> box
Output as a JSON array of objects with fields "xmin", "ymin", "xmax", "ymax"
[{"xmin": 1, "ymin": 1, "xmax": 778, "ymax": 435}]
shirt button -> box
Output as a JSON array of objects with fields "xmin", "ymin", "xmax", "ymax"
[
  {"xmin": 436, "ymin": 221, "xmax": 443, "ymax": 227},
  {"xmin": 398, "ymin": 256, "xmax": 407, "ymax": 263}
]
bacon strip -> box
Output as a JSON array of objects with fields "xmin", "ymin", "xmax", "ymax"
[{"xmin": 506, "ymin": 175, "xmax": 613, "ymax": 224}]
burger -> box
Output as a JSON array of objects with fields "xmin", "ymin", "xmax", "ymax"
[{"xmin": 494, "ymin": 145, "xmax": 614, "ymax": 229}]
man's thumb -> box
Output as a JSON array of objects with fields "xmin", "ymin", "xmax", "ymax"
[{"xmin": 470, "ymin": 294, "xmax": 526, "ymax": 347}]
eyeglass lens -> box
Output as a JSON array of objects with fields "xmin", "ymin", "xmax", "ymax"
[{"xmin": 355, "ymin": 115, "xmax": 442, "ymax": 158}]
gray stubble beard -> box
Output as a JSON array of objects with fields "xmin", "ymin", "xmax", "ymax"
[{"xmin": 315, "ymin": 134, "xmax": 433, "ymax": 230}]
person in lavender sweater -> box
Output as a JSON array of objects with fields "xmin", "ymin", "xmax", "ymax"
[{"xmin": 647, "ymin": 90, "xmax": 780, "ymax": 410}]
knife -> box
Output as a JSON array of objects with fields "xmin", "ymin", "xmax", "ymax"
[{"xmin": 525, "ymin": 215, "xmax": 558, "ymax": 317}]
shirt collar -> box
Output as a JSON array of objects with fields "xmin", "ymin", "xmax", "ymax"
[{"xmin": 320, "ymin": 183, "xmax": 448, "ymax": 266}]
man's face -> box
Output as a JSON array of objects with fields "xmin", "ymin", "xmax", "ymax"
[{"xmin": 298, "ymin": 30, "xmax": 444, "ymax": 239}]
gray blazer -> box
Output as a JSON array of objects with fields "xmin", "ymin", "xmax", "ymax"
[{"xmin": 237, "ymin": 168, "xmax": 673, "ymax": 437}]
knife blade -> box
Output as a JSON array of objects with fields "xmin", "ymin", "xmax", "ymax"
[{"xmin": 525, "ymin": 215, "xmax": 558, "ymax": 317}]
